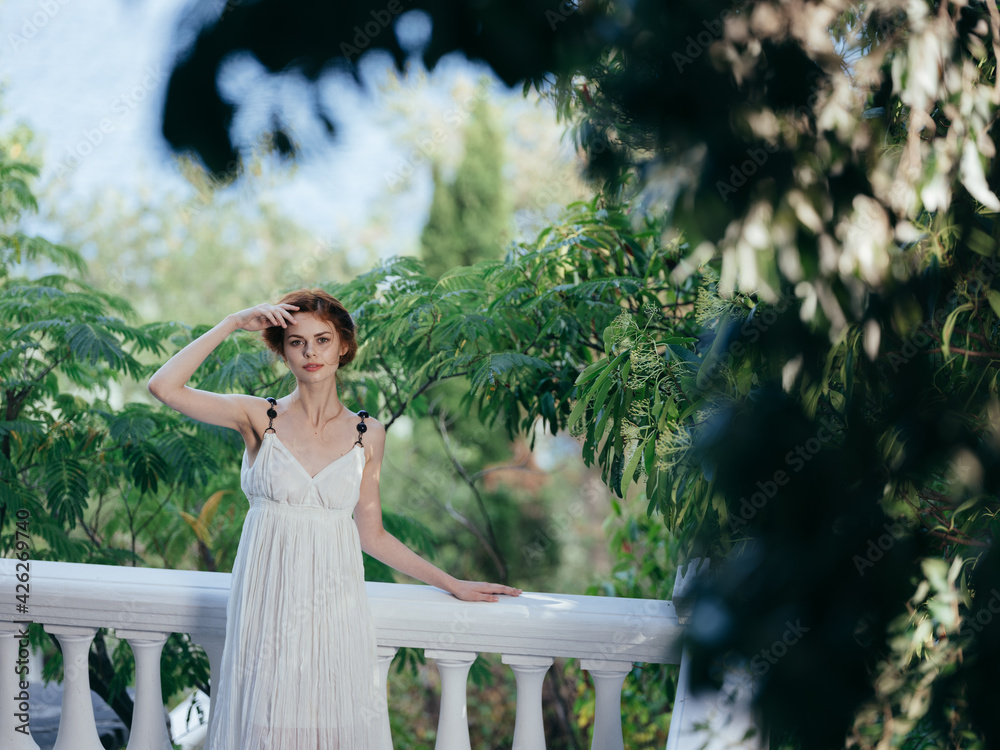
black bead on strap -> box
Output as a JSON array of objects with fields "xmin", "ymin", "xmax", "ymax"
[
  {"xmin": 265, "ymin": 397, "xmax": 278, "ymax": 434},
  {"xmin": 355, "ymin": 410, "xmax": 369, "ymax": 447}
]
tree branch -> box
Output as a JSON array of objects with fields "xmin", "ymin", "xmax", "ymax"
[{"xmin": 434, "ymin": 409, "xmax": 509, "ymax": 583}]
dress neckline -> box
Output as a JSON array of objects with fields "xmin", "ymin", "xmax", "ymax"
[{"xmin": 246, "ymin": 432, "xmax": 362, "ymax": 480}]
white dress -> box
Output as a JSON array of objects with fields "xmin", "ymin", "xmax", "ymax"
[{"xmin": 205, "ymin": 428, "xmax": 392, "ymax": 750}]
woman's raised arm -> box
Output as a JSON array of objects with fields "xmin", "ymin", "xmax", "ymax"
[{"xmin": 147, "ymin": 303, "xmax": 298, "ymax": 433}]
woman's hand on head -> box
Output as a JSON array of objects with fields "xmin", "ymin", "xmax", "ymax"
[
  {"xmin": 231, "ymin": 303, "xmax": 299, "ymax": 332},
  {"xmin": 448, "ymin": 580, "xmax": 522, "ymax": 603}
]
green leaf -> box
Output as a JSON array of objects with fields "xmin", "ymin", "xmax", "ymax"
[
  {"xmin": 567, "ymin": 389, "xmax": 595, "ymax": 430},
  {"xmin": 108, "ymin": 413, "xmax": 157, "ymax": 446},
  {"xmin": 643, "ymin": 434, "xmax": 657, "ymax": 478},
  {"xmin": 620, "ymin": 440, "xmax": 644, "ymax": 499},
  {"xmin": 986, "ymin": 289, "xmax": 1000, "ymax": 319},
  {"xmin": 576, "ymin": 356, "xmax": 610, "ymax": 385},
  {"xmin": 64, "ymin": 322, "xmax": 128, "ymax": 369},
  {"xmin": 609, "ymin": 450, "xmax": 624, "ymax": 497},
  {"xmin": 0, "ymin": 420, "xmax": 44, "ymax": 438},
  {"xmin": 43, "ymin": 459, "xmax": 89, "ymax": 525},
  {"xmin": 468, "ymin": 352, "xmax": 553, "ymax": 393},
  {"xmin": 157, "ymin": 432, "xmax": 218, "ymax": 486},
  {"xmin": 125, "ymin": 444, "xmax": 170, "ymax": 494},
  {"xmin": 941, "ymin": 303, "xmax": 975, "ymax": 358}
]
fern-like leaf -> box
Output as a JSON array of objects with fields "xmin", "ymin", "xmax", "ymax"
[
  {"xmin": 468, "ymin": 352, "xmax": 553, "ymax": 393},
  {"xmin": 43, "ymin": 458, "xmax": 89, "ymax": 525}
]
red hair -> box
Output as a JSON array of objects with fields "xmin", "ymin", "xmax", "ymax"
[{"xmin": 260, "ymin": 288, "xmax": 358, "ymax": 367}]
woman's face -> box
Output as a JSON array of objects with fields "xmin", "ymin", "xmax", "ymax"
[{"xmin": 281, "ymin": 312, "xmax": 347, "ymax": 380}]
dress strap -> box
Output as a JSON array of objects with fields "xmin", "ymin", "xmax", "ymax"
[
  {"xmin": 354, "ymin": 410, "xmax": 369, "ymax": 447},
  {"xmin": 264, "ymin": 397, "xmax": 278, "ymax": 435}
]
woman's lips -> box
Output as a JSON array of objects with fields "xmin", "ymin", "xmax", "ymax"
[{"xmin": 303, "ymin": 364, "xmax": 322, "ymax": 371}]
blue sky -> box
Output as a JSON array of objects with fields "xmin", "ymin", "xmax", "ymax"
[{"xmin": 0, "ymin": 0, "xmax": 580, "ymax": 261}]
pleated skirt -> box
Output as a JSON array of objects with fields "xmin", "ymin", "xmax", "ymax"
[{"xmin": 205, "ymin": 500, "xmax": 391, "ymax": 750}]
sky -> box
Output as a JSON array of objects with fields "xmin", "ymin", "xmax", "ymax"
[
  {"xmin": 3, "ymin": 0, "xmax": 195, "ymax": 194},
  {"xmin": 0, "ymin": 0, "xmax": 579, "ymax": 261}
]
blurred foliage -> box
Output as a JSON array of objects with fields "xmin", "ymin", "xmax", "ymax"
[
  {"xmin": 375, "ymin": 68, "xmax": 592, "ymax": 244},
  {"xmin": 0, "ymin": 0, "xmax": 988, "ymax": 741},
  {"xmin": 46, "ymin": 167, "xmax": 364, "ymax": 332},
  {"xmin": 420, "ymin": 92, "xmax": 509, "ymax": 277},
  {"xmin": 161, "ymin": 0, "xmax": 1000, "ymax": 744}
]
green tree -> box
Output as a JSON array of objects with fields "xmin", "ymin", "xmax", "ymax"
[
  {"xmin": 0, "ymin": 144, "xmax": 223, "ymax": 735},
  {"xmin": 412, "ymin": 88, "xmax": 558, "ymax": 596},
  {"xmin": 123, "ymin": 0, "xmax": 1000, "ymax": 740},
  {"xmin": 44, "ymin": 173, "xmax": 365, "ymax": 330},
  {"xmin": 420, "ymin": 95, "xmax": 508, "ymax": 277},
  {"xmin": 319, "ymin": 199, "xmax": 692, "ymax": 746}
]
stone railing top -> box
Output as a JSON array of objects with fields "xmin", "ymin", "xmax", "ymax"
[{"xmin": 0, "ymin": 559, "xmax": 681, "ymax": 665}]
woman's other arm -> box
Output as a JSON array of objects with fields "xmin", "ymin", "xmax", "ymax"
[
  {"xmin": 147, "ymin": 303, "xmax": 297, "ymax": 433},
  {"xmin": 353, "ymin": 419, "xmax": 522, "ymax": 603}
]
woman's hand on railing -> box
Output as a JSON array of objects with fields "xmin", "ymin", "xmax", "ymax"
[{"xmin": 448, "ymin": 580, "xmax": 522, "ymax": 603}]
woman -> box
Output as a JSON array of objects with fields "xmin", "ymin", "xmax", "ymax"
[{"xmin": 148, "ymin": 288, "xmax": 521, "ymax": 749}]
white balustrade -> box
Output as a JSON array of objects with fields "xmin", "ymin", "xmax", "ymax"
[
  {"xmin": 666, "ymin": 650, "xmax": 764, "ymax": 750},
  {"xmin": 0, "ymin": 622, "xmax": 40, "ymax": 750},
  {"xmin": 189, "ymin": 631, "xmax": 225, "ymax": 696},
  {"xmin": 44, "ymin": 625, "xmax": 104, "ymax": 750},
  {"xmin": 0, "ymin": 558, "xmax": 760, "ymax": 749},
  {"xmin": 376, "ymin": 644, "xmax": 399, "ymax": 694},
  {"xmin": 502, "ymin": 654, "xmax": 553, "ymax": 750},
  {"xmin": 116, "ymin": 630, "xmax": 172, "ymax": 750},
  {"xmin": 424, "ymin": 649, "xmax": 477, "ymax": 750},
  {"xmin": 377, "ymin": 645, "xmax": 399, "ymax": 750},
  {"xmin": 580, "ymin": 659, "xmax": 633, "ymax": 750}
]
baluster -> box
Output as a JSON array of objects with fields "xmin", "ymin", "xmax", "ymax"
[
  {"xmin": 376, "ymin": 646, "xmax": 398, "ymax": 750},
  {"xmin": 0, "ymin": 623, "xmax": 40, "ymax": 750},
  {"xmin": 377, "ymin": 645, "xmax": 398, "ymax": 694},
  {"xmin": 188, "ymin": 632, "xmax": 224, "ymax": 738},
  {"xmin": 189, "ymin": 632, "xmax": 225, "ymax": 698},
  {"xmin": 580, "ymin": 659, "xmax": 633, "ymax": 750},
  {"xmin": 44, "ymin": 625, "xmax": 104, "ymax": 750},
  {"xmin": 502, "ymin": 654, "xmax": 553, "ymax": 750},
  {"xmin": 116, "ymin": 629, "xmax": 172, "ymax": 750},
  {"xmin": 424, "ymin": 649, "xmax": 477, "ymax": 750}
]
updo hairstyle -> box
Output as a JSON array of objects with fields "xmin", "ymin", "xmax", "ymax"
[{"xmin": 260, "ymin": 288, "xmax": 358, "ymax": 367}]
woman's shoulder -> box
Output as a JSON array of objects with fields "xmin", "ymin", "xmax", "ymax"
[
  {"xmin": 351, "ymin": 410, "xmax": 385, "ymax": 448},
  {"xmin": 237, "ymin": 394, "xmax": 281, "ymax": 437}
]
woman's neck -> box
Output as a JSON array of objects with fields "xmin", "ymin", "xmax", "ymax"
[{"xmin": 287, "ymin": 381, "xmax": 344, "ymax": 427}]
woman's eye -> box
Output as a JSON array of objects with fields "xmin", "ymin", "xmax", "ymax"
[{"xmin": 318, "ymin": 338, "xmax": 329, "ymax": 344}]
